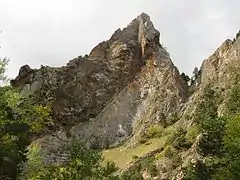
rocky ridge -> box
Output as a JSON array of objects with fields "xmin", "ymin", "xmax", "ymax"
[{"xmin": 11, "ymin": 13, "xmax": 187, "ymax": 149}]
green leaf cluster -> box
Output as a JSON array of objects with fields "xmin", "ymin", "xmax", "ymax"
[
  {"xmin": 23, "ymin": 141, "xmax": 120, "ymax": 180},
  {"xmin": 0, "ymin": 59, "xmax": 53, "ymax": 179}
]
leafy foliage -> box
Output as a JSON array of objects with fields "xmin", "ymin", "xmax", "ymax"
[
  {"xmin": 0, "ymin": 59, "xmax": 53, "ymax": 179},
  {"xmin": 196, "ymin": 85, "xmax": 226, "ymax": 155},
  {"xmin": 145, "ymin": 125, "xmax": 163, "ymax": 138},
  {"xmin": 181, "ymin": 73, "xmax": 190, "ymax": 85},
  {"xmin": 121, "ymin": 164, "xmax": 143, "ymax": 180},
  {"xmin": 165, "ymin": 112, "xmax": 180, "ymax": 126},
  {"xmin": 185, "ymin": 126, "xmax": 199, "ymax": 144},
  {"xmin": 23, "ymin": 141, "xmax": 119, "ymax": 180},
  {"xmin": 183, "ymin": 160, "xmax": 209, "ymax": 180},
  {"xmin": 216, "ymin": 115, "xmax": 240, "ymax": 180},
  {"xmin": 184, "ymin": 84, "xmax": 240, "ymax": 179},
  {"xmin": 164, "ymin": 128, "xmax": 191, "ymax": 150},
  {"xmin": 226, "ymin": 84, "xmax": 240, "ymax": 114},
  {"xmin": 121, "ymin": 157, "xmax": 157, "ymax": 180}
]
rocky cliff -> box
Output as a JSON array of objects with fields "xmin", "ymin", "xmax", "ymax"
[
  {"xmin": 11, "ymin": 13, "xmax": 240, "ymax": 179},
  {"xmin": 11, "ymin": 13, "xmax": 187, "ymax": 148}
]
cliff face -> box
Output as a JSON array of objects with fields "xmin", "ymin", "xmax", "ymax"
[
  {"xmin": 11, "ymin": 13, "xmax": 240, "ymax": 179},
  {"xmin": 11, "ymin": 13, "xmax": 187, "ymax": 149}
]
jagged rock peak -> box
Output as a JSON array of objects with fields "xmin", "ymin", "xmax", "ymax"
[
  {"xmin": 99, "ymin": 13, "xmax": 161, "ymax": 58},
  {"xmin": 137, "ymin": 13, "xmax": 160, "ymax": 48},
  {"xmin": 127, "ymin": 12, "xmax": 160, "ymax": 51}
]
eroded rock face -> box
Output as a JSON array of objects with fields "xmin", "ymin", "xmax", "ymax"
[
  {"xmin": 11, "ymin": 65, "xmax": 34, "ymax": 89},
  {"xmin": 12, "ymin": 13, "xmax": 187, "ymax": 157}
]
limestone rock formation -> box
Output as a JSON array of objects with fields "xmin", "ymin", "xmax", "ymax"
[{"xmin": 12, "ymin": 13, "xmax": 188, "ymax": 149}]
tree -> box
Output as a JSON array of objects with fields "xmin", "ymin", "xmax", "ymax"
[
  {"xmin": 23, "ymin": 141, "xmax": 119, "ymax": 180},
  {"xmin": 0, "ymin": 59, "xmax": 53, "ymax": 179},
  {"xmin": 195, "ymin": 85, "xmax": 226, "ymax": 155},
  {"xmin": 181, "ymin": 73, "xmax": 190, "ymax": 85},
  {"xmin": 226, "ymin": 84, "xmax": 240, "ymax": 115}
]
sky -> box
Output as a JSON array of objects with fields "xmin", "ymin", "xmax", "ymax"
[{"xmin": 0, "ymin": 0, "xmax": 239, "ymax": 78}]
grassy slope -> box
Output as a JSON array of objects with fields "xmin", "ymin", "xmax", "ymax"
[{"xmin": 103, "ymin": 137, "xmax": 166, "ymax": 169}]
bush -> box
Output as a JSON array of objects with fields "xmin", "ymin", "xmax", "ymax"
[
  {"xmin": 0, "ymin": 86, "xmax": 53, "ymax": 179},
  {"xmin": 23, "ymin": 140, "xmax": 119, "ymax": 180},
  {"xmin": 162, "ymin": 126, "xmax": 177, "ymax": 138},
  {"xmin": 164, "ymin": 128, "xmax": 191, "ymax": 150},
  {"xmin": 226, "ymin": 84, "xmax": 240, "ymax": 114},
  {"xmin": 224, "ymin": 115, "xmax": 240, "ymax": 155},
  {"xmin": 122, "ymin": 157, "xmax": 157, "ymax": 179},
  {"xmin": 161, "ymin": 112, "xmax": 180, "ymax": 127},
  {"xmin": 214, "ymin": 115, "xmax": 240, "ymax": 180},
  {"xmin": 145, "ymin": 125, "xmax": 163, "ymax": 138},
  {"xmin": 185, "ymin": 126, "xmax": 200, "ymax": 144},
  {"xmin": 188, "ymin": 84, "xmax": 240, "ymax": 179},
  {"xmin": 199, "ymin": 116, "xmax": 226, "ymax": 155},
  {"xmin": 141, "ymin": 157, "xmax": 157, "ymax": 177},
  {"xmin": 121, "ymin": 164, "xmax": 143, "ymax": 180},
  {"xmin": 166, "ymin": 112, "xmax": 180, "ymax": 126},
  {"xmin": 163, "ymin": 146, "xmax": 174, "ymax": 158},
  {"xmin": 183, "ymin": 160, "xmax": 209, "ymax": 180},
  {"xmin": 195, "ymin": 85, "xmax": 226, "ymax": 155}
]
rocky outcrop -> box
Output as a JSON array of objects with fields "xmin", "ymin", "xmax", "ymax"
[
  {"xmin": 12, "ymin": 13, "xmax": 188, "ymax": 153},
  {"xmin": 70, "ymin": 47, "xmax": 187, "ymax": 148}
]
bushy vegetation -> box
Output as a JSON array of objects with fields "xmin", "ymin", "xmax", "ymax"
[
  {"xmin": 163, "ymin": 127, "xmax": 192, "ymax": 151},
  {"xmin": 195, "ymin": 85, "xmax": 226, "ymax": 155},
  {"xmin": 121, "ymin": 157, "xmax": 157, "ymax": 180},
  {"xmin": 121, "ymin": 164, "xmax": 143, "ymax": 180},
  {"xmin": 21, "ymin": 141, "xmax": 119, "ymax": 180},
  {"xmin": 160, "ymin": 112, "xmax": 180, "ymax": 127},
  {"xmin": 0, "ymin": 59, "xmax": 53, "ymax": 179},
  {"xmin": 185, "ymin": 126, "xmax": 199, "ymax": 144},
  {"xmin": 165, "ymin": 112, "xmax": 180, "ymax": 126},
  {"xmin": 184, "ymin": 83, "xmax": 240, "ymax": 179},
  {"xmin": 145, "ymin": 125, "xmax": 163, "ymax": 138},
  {"xmin": 226, "ymin": 84, "xmax": 240, "ymax": 114}
]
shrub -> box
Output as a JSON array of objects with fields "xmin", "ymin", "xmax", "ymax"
[
  {"xmin": 23, "ymin": 140, "xmax": 119, "ymax": 180},
  {"xmin": 0, "ymin": 86, "xmax": 53, "ymax": 179},
  {"xmin": 163, "ymin": 146, "xmax": 174, "ymax": 158},
  {"xmin": 145, "ymin": 125, "xmax": 163, "ymax": 138},
  {"xmin": 160, "ymin": 112, "xmax": 180, "ymax": 127},
  {"xmin": 226, "ymin": 84, "xmax": 240, "ymax": 114},
  {"xmin": 224, "ymin": 115, "xmax": 240, "ymax": 155},
  {"xmin": 183, "ymin": 160, "xmax": 209, "ymax": 180},
  {"xmin": 185, "ymin": 126, "xmax": 200, "ymax": 144},
  {"xmin": 162, "ymin": 126, "xmax": 177, "ymax": 137},
  {"xmin": 195, "ymin": 85, "xmax": 226, "ymax": 155},
  {"xmin": 165, "ymin": 112, "xmax": 180, "ymax": 126},
  {"xmin": 164, "ymin": 127, "xmax": 191, "ymax": 150},
  {"xmin": 121, "ymin": 164, "xmax": 143, "ymax": 180},
  {"xmin": 199, "ymin": 116, "xmax": 226, "ymax": 155},
  {"xmin": 141, "ymin": 157, "xmax": 158, "ymax": 177},
  {"xmin": 121, "ymin": 157, "xmax": 158, "ymax": 179}
]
